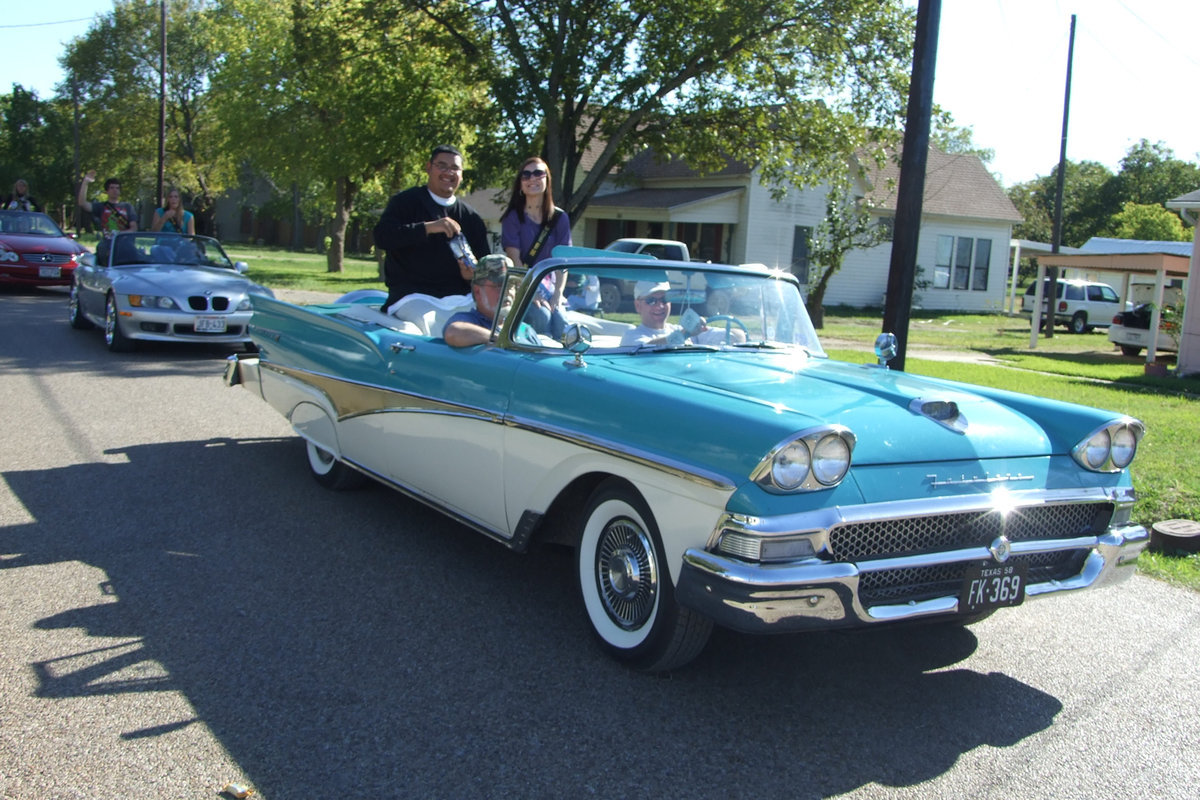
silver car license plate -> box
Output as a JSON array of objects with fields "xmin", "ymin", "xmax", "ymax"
[
  {"xmin": 38, "ymin": 266, "xmax": 61, "ymax": 278},
  {"xmin": 195, "ymin": 316, "xmax": 228, "ymax": 333}
]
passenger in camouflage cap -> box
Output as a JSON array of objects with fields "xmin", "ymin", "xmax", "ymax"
[
  {"xmin": 472, "ymin": 253, "xmax": 509, "ymax": 285},
  {"xmin": 445, "ymin": 254, "xmax": 513, "ymax": 346}
]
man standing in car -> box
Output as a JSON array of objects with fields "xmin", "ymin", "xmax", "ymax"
[
  {"xmin": 374, "ymin": 145, "xmax": 490, "ymax": 312},
  {"xmin": 76, "ymin": 170, "xmax": 137, "ymax": 236}
]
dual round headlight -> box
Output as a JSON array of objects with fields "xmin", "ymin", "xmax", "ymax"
[
  {"xmin": 1073, "ymin": 420, "xmax": 1144, "ymax": 472},
  {"xmin": 755, "ymin": 427, "xmax": 855, "ymax": 493}
]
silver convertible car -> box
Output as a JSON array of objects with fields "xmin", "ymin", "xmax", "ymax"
[
  {"xmin": 224, "ymin": 251, "xmax": 1149, "ymax": 671},
  {"xmin": 68, "ymin": 231, "xmax": 273, "ymax": 351}
]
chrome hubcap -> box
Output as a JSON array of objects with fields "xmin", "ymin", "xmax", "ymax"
[{"xmin": 596, "ymin": 517, "xmax": 656, "ymax": 630}]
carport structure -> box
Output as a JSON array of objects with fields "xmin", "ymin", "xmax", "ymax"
[{"xmin": 1028, "ymin": 248, "xmax": 1190, "ymax": 364}]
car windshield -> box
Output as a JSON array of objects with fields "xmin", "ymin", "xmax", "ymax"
[
  {"xmin": 0, "ymin": 210, "xmax": 68, "ymax": 236},
  {"xmin": 106, "ymin": 233, "xmax": 235, "ymax": 269},
  {"xmin": 501, "ymin": 261, "xmax": 826, "ymax": 356}
]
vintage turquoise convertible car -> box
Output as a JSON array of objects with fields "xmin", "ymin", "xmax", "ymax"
[{"xmin": 224, "ymin": 252, "xmax": 1149, "ymax": 670}]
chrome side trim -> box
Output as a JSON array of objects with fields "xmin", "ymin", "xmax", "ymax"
[{"xmin": 261, "ymin": 361, "xmax": 735, "ymax": 492}]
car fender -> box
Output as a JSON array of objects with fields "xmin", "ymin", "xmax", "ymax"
[{"xmin": 289, "ymin": 400, "xmax": 340, "ymax": 459}]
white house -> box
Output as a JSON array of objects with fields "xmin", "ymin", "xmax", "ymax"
[{"xmin": 555, "ymin": 147, "xmax": 1023, "ymax": 312}]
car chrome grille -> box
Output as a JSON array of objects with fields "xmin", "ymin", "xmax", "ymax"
[
  {"xmin": 188, "ymin": 295, "xmax": 232, "ymax": 311},
  {"xmin": 828, "ymin": 503, "xmax": 1111, "ymax": 561},
  {"xmin": 827, "ymin": 503, "xmax": 1111, "ymax": 606},
  {"xmin": 19, "ymin": 252, "xmax": 74, "ymax": 265}
]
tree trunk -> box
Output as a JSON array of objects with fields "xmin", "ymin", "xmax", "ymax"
[{"xmin": 326, "ymin": 176, "xmax": 356, "ymax": 273}]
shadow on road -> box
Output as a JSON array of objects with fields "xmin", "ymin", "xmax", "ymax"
[{"xmin": 2, "ymin": 436, "xmax": 1062, "ymax": 799}]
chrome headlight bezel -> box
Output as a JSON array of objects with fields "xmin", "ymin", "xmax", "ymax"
[
  {"xmin": 752, "ymin": 425, "xmax": 856, "ymax": 493},
  {"xmin": 1071, "ymin": 419, "xmax": 1145, "ymax": 472}
]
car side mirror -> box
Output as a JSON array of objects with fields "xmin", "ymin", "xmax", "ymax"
[{"xmin": 234, "ymin": 261, "xmax": 249, "ymax": 274}]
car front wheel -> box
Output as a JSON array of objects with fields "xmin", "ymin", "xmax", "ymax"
[
  {"xmin": 305, "ymin": 440, "xmax": 367, "ymax": 490},
  {"xmin": 68, "ymin": 283, "xmax": 93, "ymax": 330},
  {"xmin": 104, "ymin": 293, "xmax": 135, "ymax": 352},
  {"xmin": 574, "ymin": 479, "xmax": 712, "ymax": 671}
]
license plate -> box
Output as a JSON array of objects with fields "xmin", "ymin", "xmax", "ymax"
[
  {"xmin": 195, "ymin": 316, "xmax": 228, "ymax": 333},
  {"xmin": 38, "ymin": 266, "xmax": 61, "ymax": 278},
  {"xmin": 960, "ymin": 561, "xmax": 1027, "ymax": 614}
]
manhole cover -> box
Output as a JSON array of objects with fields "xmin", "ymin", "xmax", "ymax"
[{"xmin": 1153, "ymin": 519, "xmax": 1200, "ymax": 538}]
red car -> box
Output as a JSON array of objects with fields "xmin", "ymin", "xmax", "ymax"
[{"xmin": 0, "ymin": 210, "xmax": 88, "ymax": 287}]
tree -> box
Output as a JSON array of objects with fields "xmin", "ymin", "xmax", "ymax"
[
  {"xmin": 930, "ymin": 111, "xmax": 994, "ymax": 165},
  {"xmin": 0, "ymin": 86, "xmax": 76, "ymax": 220},
  {"xmin": 211, "ymin": 0, "xmax": 491, "ymax": 271},
  {"xmin": 1115, "ymin": 139, "xmax": 1200, "ymax": 210},
  {"xmin": 59, "ymin": 0, "xmax": 230, "ymax": 231},
  {"xmin": 805, "ymin": 166, "xmax": 889, "ymax": 327},
  {"xmin": 414, "ymin": 0, "xmax": 914, "ymax": 220},
  {"xmin": 1105, "ymin": 202, "xmax": 1191, "ymax": 242},
  {"xmin": 1007, "ymin": 160, "xmax": 1116, "ymax": 248}
]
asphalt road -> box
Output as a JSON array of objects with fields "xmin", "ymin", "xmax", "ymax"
[{"xmin": 2, "ymin": 286, "xmax": 1198, "ymax": 800}]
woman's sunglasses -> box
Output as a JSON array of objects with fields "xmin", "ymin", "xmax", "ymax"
[{"xmin": 520, "ymin": 169, "xmax": 547, "ymax": 180}]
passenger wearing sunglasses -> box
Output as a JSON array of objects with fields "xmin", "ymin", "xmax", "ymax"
[
  {"xmin": 375, "ymin": 144, "xmax": 490, "ymax": 312},
  {"xmin": 620, "ymin": 280, "xmax": 743, "ymax": 347},
  {"xmin": 501, "ymin": 157, "xmax": 572, "ymax": 339}
]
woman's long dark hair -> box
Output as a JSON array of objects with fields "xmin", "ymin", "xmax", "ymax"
[{"xmin": 502, "ymin": 157, "xmax": 555, "ymax": 223}]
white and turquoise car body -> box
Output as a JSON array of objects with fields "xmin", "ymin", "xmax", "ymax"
[{"xmin": 225, "ymin": 253, "xmax": 1148, "ymax": 670}]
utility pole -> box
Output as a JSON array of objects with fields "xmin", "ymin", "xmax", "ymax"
[
  {"xmin": 881, "ymin": 0, "xmax": 940, "ymax": 372},
  {"xmin": 1045, "ymin": 14, "xmax": 1076, "ymax": 341},
  {"xmin": 157, "ymin": 0, "xmax": 167, "ymax": 209}
]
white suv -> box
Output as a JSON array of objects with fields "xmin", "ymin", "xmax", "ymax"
[{"xmin": 1021, "ymin": 279, "xmax": 1123, "ymax": 334}]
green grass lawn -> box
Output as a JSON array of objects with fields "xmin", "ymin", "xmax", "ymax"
[{"xmin": 225, "ymin": 243, "xmax": 384, "ymax": 294}]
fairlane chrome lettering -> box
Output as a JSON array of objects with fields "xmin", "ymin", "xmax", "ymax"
[{"xmin": 925, "ymin": 472, "xmax": 1035, "ymax": 488}]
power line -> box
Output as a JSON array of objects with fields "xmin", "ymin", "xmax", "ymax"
[{"xmin": 0, "ymin": 17, "xmax": 94, "ymax": 30}]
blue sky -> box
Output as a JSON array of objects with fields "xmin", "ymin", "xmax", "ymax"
[{"xmin": 4, "ymin": 0, "xmax": 1198, "ymax": 188}]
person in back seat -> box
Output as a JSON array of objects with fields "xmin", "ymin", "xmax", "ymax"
[{"xmin": 444, "ymin": 255, "xmax": 511, "ymax": 347}]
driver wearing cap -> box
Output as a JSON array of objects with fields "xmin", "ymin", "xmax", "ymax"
[{"xmin": 620, "ymin": 280, "xmax": 743, "ymax": 346}]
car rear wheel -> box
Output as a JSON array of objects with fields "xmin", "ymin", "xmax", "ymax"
[
  {"xmin": 68, "ymin": 283, "xmax": 93, "ymax": 330},
  {"xmin": 104, "ymin": 293, "xmax": 135, "ymax": 352},
  {"xmin": 1119, "ymin": 345, "xmax": 1143, "ymax": 357},
  {"xmin": 574, "ymin": 479, "xmax": 712, "ymax": 671},
  {"xmin": 1070, "ymin": 312, "xmax": 1090, "ymax": 334},
  {"xmin": 305, "ymin": 440, "xmax": 367, "ymax": 490}
]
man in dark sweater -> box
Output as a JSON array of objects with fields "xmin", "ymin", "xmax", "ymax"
[{"xmin": 374, "ymin": 144, "xmax": 490, "ymax": 311}]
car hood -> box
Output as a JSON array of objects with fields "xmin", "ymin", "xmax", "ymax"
[
  {"xmin": 0, "ymin": 233, "xmax": 85, "ymax": 253},
  {"xmin": 110, "ymin": 265, "xmax": 272, "ymax": 297},
  {"xmin": 593, "ymin": 351, "xmax": 1104, "ymax": 467}
]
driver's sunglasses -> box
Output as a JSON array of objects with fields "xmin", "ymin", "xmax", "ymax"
[
  {"xmin": 520, "ymin": 168, "xmax": 547, "ymax": 180},
  {"xmin": 642, "ymin": 295, "xmax": 669, "ymax": 306}
]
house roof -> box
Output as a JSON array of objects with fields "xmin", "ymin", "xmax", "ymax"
[
  {"xmin": 588, "ymin": 187, "xmax": 743, "ymax": 210},
  {"xmin": 863, "ymin": 149, "xmax": 1023, "ymax": 224},
  {"xmin": 617, "ymin": 146, "xmax": 1021, "ymax": 224},
  {"xmin": 1166, "ymin": 188, "xmax": 1200, "ymax": 208},
  {"xmin": 1079, "ymin": 237, "xmax": 1193, "ymax": 257}
]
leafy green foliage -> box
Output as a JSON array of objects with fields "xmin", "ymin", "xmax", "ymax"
[
  {"xmin": 211, "ymin": 0, "xmax": 491, "ymax": 270},
  {"xmin": 419, "ymin": 0, "xmax": 915, "ymax": 217},
  {"xmin": 1105, "ymin": 202, "xmax": 1191, "ymax": 242},
  {"xmin": 0, "ymin": 87, "xmax": 76, "ymax": 218},
  {"xmin": 58, "ymin": 0, "xmax": 231, "ymax": 230}
]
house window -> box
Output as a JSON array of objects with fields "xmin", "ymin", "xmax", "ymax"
[
  {"xmin": 934, "ymin": 235, "xmax": 991, "ymax": 291},
  {"xmin": 972, "ymin": 239, "xmax": 991, "ymax": 291},
  {"xmin": 934, "ymin": 235, "xmax": 952, "ymax": 289},
  {"xmin": 791, "ymin": 226, "xmax": 812, "ymax": 284}
]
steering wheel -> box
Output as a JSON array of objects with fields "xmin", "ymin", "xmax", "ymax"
[{"xmin": 704, "ymin": 314, "xmax": 748, "ymax": 344}]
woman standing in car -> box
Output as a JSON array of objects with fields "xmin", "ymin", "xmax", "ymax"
[{"xmin": 501, "ymin": 157, "xmax": 572, "ymax": 338}]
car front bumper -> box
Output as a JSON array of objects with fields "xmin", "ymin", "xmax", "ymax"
[
  {"xmin": 675, "ymin": 521, "xmax": 1149, "ymax": 634},
  {"xmin": 120, "ymin": 307, "xmax": 254, "ymax": 343}
]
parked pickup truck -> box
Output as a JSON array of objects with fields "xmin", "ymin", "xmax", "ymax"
[{"xmin": 599, "ymin": 238, "xmax": 692, "ymax": 312}]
